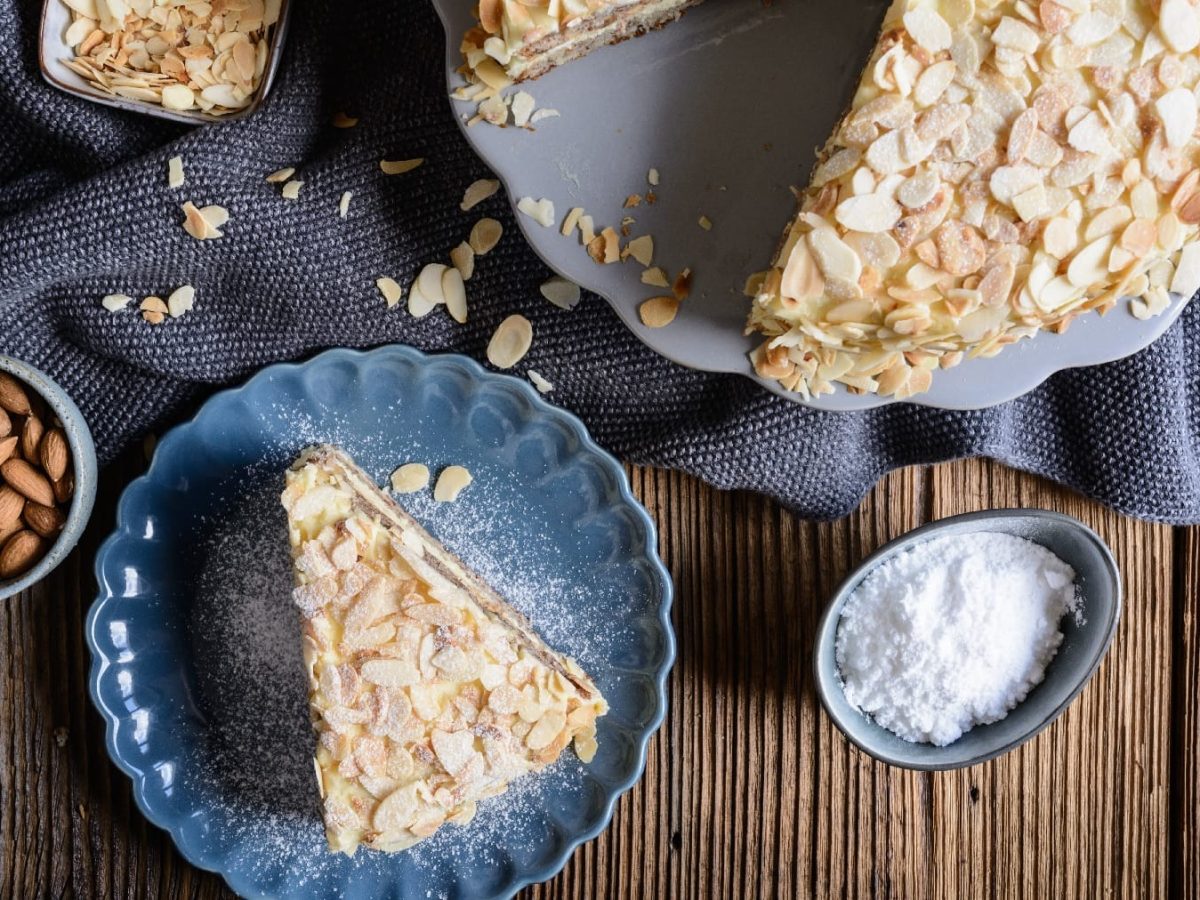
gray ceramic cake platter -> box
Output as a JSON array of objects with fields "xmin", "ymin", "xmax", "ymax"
[{"xmin": 431, "ymin": 0, "xmax": 1188, "ymax": 410}]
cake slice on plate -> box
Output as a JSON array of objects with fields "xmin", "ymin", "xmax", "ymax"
[
  {"xmin": 281, "ymin": 445, "xmax": 607, "ymax": 854},
  {"xmin": 461, "ymin": 0, "xmax": 703, "ymax": 86}
]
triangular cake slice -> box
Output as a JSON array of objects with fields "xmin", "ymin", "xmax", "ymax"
[
  {"xmin": 748, "ymin": 0, "xmax": 1200, "ymax": 400},
  {"xmin": 281, "ymin": 445, "xmax": 607, "ymax": 854}
]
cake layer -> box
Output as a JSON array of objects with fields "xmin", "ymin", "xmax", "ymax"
[{"xmin": 748, "ymin": 0, "xmax": 1200, "ymax": 400}]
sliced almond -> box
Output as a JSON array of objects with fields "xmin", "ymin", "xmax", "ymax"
[
  {"xmin": 539, "ymin": 277, "xmax": 580, "ymax": 310},
  {"xmin": 266, "ymin": 167, "xmax": 296, "ymax": 183},
  {"xmin": 167, "ymin": 156, "xmax": 185, "ymax": 189},
  {"xmin": 376, "ymin": 277, "xmax": 403, "ymax": 308},
  {"xmin": 433, "ymin": 466, "xmax": 473, "ymax": 502},
  {"xmin": 450, "ymin": 242, "xmax": 475, "ymax": 281},
  {"xmin": 390, "ymin": 463, "xmax": 430, "ymax": 494},
  {"xmin": 639, "ymin": 296, "xmax": 680, "ymax": 328},
  {"xmin": 380, "ymin": 158, "xmax": 424, "ymax": 175},
  {"xmin": 516, "ymin": 197, "xmax": 555, "ymax": 227},
  {"xmin": 469, "ymin": 218, "xmax": 503, "ymax": 255},
  {"xmin": 486, "ymin": 315, "xmax": 533, "ymax": 369},
  {"xmin": 461, "ymin": 178, "xmax": 501, "ymax": 211},
  {"xmin": 442, "ymin": 268, "xmax": 468, "ymax": 323}
]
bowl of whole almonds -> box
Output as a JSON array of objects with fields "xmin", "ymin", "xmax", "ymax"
[{"xmin": 0, "ymin": 357, "xmax": 97, "ymax": 600}]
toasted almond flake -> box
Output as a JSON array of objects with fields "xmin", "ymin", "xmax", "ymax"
[
  {"xmin": 380, "ymin": 158, "xmax": 424, "ymax": 175},
  {"xmin": 167, "ymin": 285, "xmax": 195, "ymax": 318},
  {"xmin": 140, "ymin": 295, "xmax": 167, "ymax": 325},
  {"xmin": 469, "ymin": 218, "xmax": 503, "ymax": 255},
  {"xmin": 639, "ymin": 296, "xmax": 679, "ymax": 328},
  {"xmin": 101, "ymin": 293, "xmax": 132, "ymax": 312},
  {"xmin": 339, "ymin": 191, "xmax": 352, "ymax": 218},
  {"xmin": 624, "ymin": 235, "xmax": 654, "ymax": 267},
  {"xmin": 461, "ymin": 179, "xmax": 501, "ymax": 211},
  {"xmin": 641, "ymin": 267, "xmax": 670, "ymax": 287},
  {"xmin": 433, "ymin": 466, "xmax": 473, "ymax": 503},
  {"xmin": 486, "ymin": 314, "xmax": 533, "ymax": 369},
  {"xmin": 390, "ymin": 463, "xmax": 430, "ymax": 493},
  {"xmin": 281, "ymin": 180, "xmax": 304, "ymax": 200},
  {"xmin": 442, "ymin": 268, "xmax": 468, "ymax": 323},
  {"xmin": 698, "ymin": 215, "xmax": 713, "ymax": 231},
  {"xmin": 673, "ymin": 268, "xmax": 693, "ymax": 301},
  {"xmin": 181, "ymin": 201, "xmax": 215, "ymax": 240},
  {"xmin": 560, "ymin": 207, "xmax": 584, "ymax": 237},
  {"xmin": 332, "ymin": 112, "xmax": 358, "ymax": 128},
  {"xmin": 587, "ymin": 228, "xmax": 620, "ymax": 264},
  {"xmin": 450, "ymin": 242, "xmax": 475, "ymax": 281},
  {"xmin": 167, "ymin": 156, "xmax": 184, "ymax": 189},
  {"xmin": 376, "ymin": 277, "xmax": 403, "ymax": 308},
  {"xmin": 266, "ymin": 167, "xmax": 296, "ymax": 183},
  {"xmin": 516, "ymin": 197, "xmax": 555, "ymax": 227},
  {"xmin": 527, "ymin": 370, "xmax": 553, "ymax": 393},
  {"xmin": 648, "ymin": 168, "xmax": 660, "ymax": 186},
  {"xmin": 540, "ymin": 277, "xmax": 580, "ymax": 310}
]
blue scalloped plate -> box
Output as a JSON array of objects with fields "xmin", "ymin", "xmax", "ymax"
[{"xmin": 86, "ymin": 345, "xmax": 674, "ymax": 899}]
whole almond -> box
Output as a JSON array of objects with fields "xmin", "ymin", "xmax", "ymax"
[
  {"xmin": 0, "ymin": 407, "xmax": 10, "ymax": 438},
  {"xmin": 0, "ymin": 516, "xmax": 20, "ymax": 546},
  {"xmin": 39, "ymin": 429, "xmax": 69, "ymax": 482},
  {"xmin": 0, "ymin": 486, "xmax": 22, "ymax": 531},
  {"xmin": 23, "ymin": 501, "xmax": 64, "ymax": 539},
  {"xmin": 0, "ymin": 459, "xmax": 54, "ymax": 507},
  {"xmin": 20, "ymin": 415, "xmax": 43, "ymax": 463},
  {"xmin": 53, "ymin": 470, "xmax": 75, "ymax": 505},
  {"xmin": 0, "ymin": 530, "xmax": 44, "ymax": 580},
  {"xmin": 0, "ymin": 436, "xmax": 16, "ymax": 466},
  {"xmin": 0, "ymin": 373, "xmax": 32, "ymax": 416}
]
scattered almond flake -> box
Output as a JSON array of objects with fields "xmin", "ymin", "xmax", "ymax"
[
  {"xmin": 486, "ymin": 314, "xmax": 533, "ymax": 369},
  {"xmin": 461, "ymin": 179, "xmax": 501, "ymax": 211},
  {"xmin": 624, "ymin": 235, "xmax": 654, "ymax": 267},
  {"xmin": 266, "ymin": 167, "xmax": 296, "ymax": 183},
  {"xmin": 167, "ymin": 285, "xmax": 195, "ymax": 318},
  {"xmin": 417, "ymin": 264, "xmax": 448, "ymax": 304},
  {"xmin": 390, "ymin": 463, "xmax": 430, "ymax": 493},
  {"xmin": 380, "ymin": 158, "xmax": 424, "ymax": 175},
  {"xmin": 140, "ymin": 296, "xmax": 167, "ymax": 325},
  {"xmin": 442, "ymin": 267, "xmax": 468, "ymax": 323},
  {"xmin": 641, "ymin": 267, "xmax": 670, "ymax": 288},
  {"xmin": 648, "ymin": 168, "xmax": 660, "ymax": 186},
  {"xmin": 376, "ymin": 277, "xmax": 403, "ymax": 308},
  {"xmin": 332, "ymin": 112, "xmax": 358, "ymax": 128},
  {"xmin": 743, "ymin": 271, "xmax": 769, "ymax": 297},
  {"xmin": 338, "ymin": 191, "xmax": 352, "ymax": 218},
  {"xmin": 539, "ymin": 277, "xmax": 581, "ymax": 310},
  {"xmin": 281, "ymin": 180, "xmax": 304, "ymax": 200},
  {"xmin": 623, "ymin": 194, "xmax": 642, "ymax": 208},
  {"xmin": 560, "ymin": 207, "xmax": 584, "ymax": 237},
  {"xmin": 510, "ymin": 91, "xmax": 536, "ymax": 128},
  {"xmin": 527, "ymin": 370, "xmax": 554, "ymax": 394},
  {"xmin": 469, "ymin": 218, "xmax": 503, "ymax": 255},
  {"xmin": 673, "ymin": 268, "xmax": 693, "ymax": 301},
  {"xmin": 450, "ymin": 242, "xmax": 475, "ymax": 281},
  {"xmin": 516, "ymin": 197, "xmax": 555, "ymax": 228},
  {"xmin": 433, "ymin": 466, "xmax": 473, "ymax": 503},
  {"xmin": 646, "ymin": 192, "xmax": 657, "ymax": 205},
  {"xmin": 587, "ymin": 227, "xmax": 620, "ymax": 264},
  {"xmin": 181, "ymin": 201, "xmax": 219, "ymax": 240},
  {"xmin": 101, "ymin": 293, "xmax": 132, "ymax": 312},
  {"xmin": 1170, "ymin": 243, "xmax": 1200, "ymax": 297},
  {"xmin": 639, "ymin": 296, "xmax": 680, "ymax": 328},
  {"xmin": 577, "ymin": 215, "xmax": 596, "ymax": 244},
  {"xmin": 167, "ymin": 156, "xmax": 185, "ymax": 190},
  {"xmin": 407, "ymin": 280, "xmax": 436, "ymax": 317},
  {"xmin": 698, "ymin": 215, "xmax": 713, "ymax": 231},
  {"xmin": 529, "ymin": 108, "xmax": 559, "ymax": 124},
  {"xmin": 477, "ymin": 94, "xmax": 509, "ymax": 126}
]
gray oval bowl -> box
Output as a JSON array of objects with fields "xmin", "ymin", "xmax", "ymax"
[
  {"xmin": 0, "ymin": 356, "xmax": 97, "ymax": 601},
  {"xmin": 813, "ymin": 509, "xmax": 1122, "ymax": 771}
]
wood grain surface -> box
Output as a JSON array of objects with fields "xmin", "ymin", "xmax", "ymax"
[{"xmin": 0, "ymin": 449, "xmax": 1195, "ymax": 899}]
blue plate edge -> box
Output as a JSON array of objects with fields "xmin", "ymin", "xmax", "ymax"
[{"xmin": 85, "ymin": 344, "xmax": 677, "ymax": 900}]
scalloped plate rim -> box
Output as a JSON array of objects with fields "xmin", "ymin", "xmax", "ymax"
[{"xmin": 86, "ymin": 344, "xmax": 676, "ymax": 899}]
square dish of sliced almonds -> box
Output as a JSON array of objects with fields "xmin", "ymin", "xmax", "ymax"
[
  {"xmin": 0, "ymin": 372, "xmax": 76, "ymax": 584},
  {"xmin": 39, "ymin": 0, "xmax": 292, "ymax": 124}
]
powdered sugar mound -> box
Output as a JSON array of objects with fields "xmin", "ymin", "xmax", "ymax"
[{"xmin": 835, "ymin": 531, "xmax": 1080, "ymax": 746}]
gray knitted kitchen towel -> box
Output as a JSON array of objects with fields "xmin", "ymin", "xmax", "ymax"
[{"xmin": 2, "ymin": 0, "xmax": 1198, "ymax": 523}]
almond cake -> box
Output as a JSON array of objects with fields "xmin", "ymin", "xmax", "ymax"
[
  {"xmin": 460, "ymin": 0, "xmax": 1200, "ymax": 400},
  {"xmin": 282, "ymin": 445, "xmax": 607, "ymax": 854}
]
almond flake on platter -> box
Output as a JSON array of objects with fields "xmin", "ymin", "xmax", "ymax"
[
  {"xmin": 517, "ymin": 197, "xmax": 555, "ymax": 228},
  {"xmin": 339, "ymin": 191, "xmax": 353, "ymax": 218},
  {"xmin": 587, "ymin": 227, "xmax": 620, "ymax": 264},
  {"xmin": 529, "ymin": 108, "xmax": 559, "ymax": 124},
  {"xmin": 648, "ymin": 168, "xmax": 660, "ymax": 186},
  {"xmin": 380, "ymin": 158, "xmax": 424, "ymax": 176},
  {"xmin": 623, "ymin": 235, "xmax": 654, "ymax": 267},
  {"xmin": 540, "ymin": 277, "xmax": 581, "ymax": 310},
  {"xmin": 639, "ymin": 296, "xmax": 679, "ymax": 328},
  {"xmin": 511, "ymin": 91, "xmax": 536, "ymax": 128},
  {"xmin": 527, "ymin": 370, "xmax": 554, "ymax": 393},
  {"xmin": 266, "ymin": 167, "xmax": 296, "ymax": 183},
  {"xmin": 101, "ymin": 293, "xmax": 132, "ymax": 312},
  {"xmin": 486, "ymin": 314, "xmax": 533, "ymax": 369},
  {"xmin": 167, "ymin": 156, "xmax": 184, "ymax": 189},
  {"xmin": 281, "ymin": 180, "xmax": 304, "ymax": 200},
  {"xmin": 469, "ymin": 218, "xmax": 503, "ymax": 255},
  {"xmin": 461, "ymin": 178, "xmax": 501, "ymax": 211},
  {"xmin": 641, "ymin": 267, "xmax": 670, "ymax": 288},
  {"xmin": 561, "ymin": 207, "xmax": 584, "ymax": 237},
  {"xmin": 577, "ymin": 215, "xmax": 596, "ymax": 244},
  {"xmin": 376, "ymin": 277, "xmax": 403, "ymax": 308}
]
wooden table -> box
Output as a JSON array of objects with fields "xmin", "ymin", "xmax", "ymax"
[{"xmin": 2, "ymin": 450, "xmax": 1196, "ymax": 898}]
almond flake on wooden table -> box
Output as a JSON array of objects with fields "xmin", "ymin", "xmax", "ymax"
[
  {"xmin": 380, "ymin": 158, "xmax": 424, "ymax": 175},
  {"xmin": 339, "ymin": 191, "xmax": 352, "ymax": 218},
  {"xmin": 281, "ymin": 180, "xmax": 303, "ymax": 200},
  {"xmin": 101, "ymin": 293, "xmax": 132, "ymax": 312},
  {"xmin": 167, "ymin": 285, "xmax": 195, "ymax": 318},
  {"xmin": 527, "ymin": 370, "xmax": 554, "ymax": 393},
  {"xmin": 540, "ymin": 277, "xmax": 581, "ymax": 310},
  {"xmin": 517, "ymin": 197, "xmax": 555, "ymax": 227},
  {"xmin": 376, "ymin": 277, "xmax": 403, "ymax": 308},
  {"xmin": 266, "ymin": 167, "xmax": 296, "ymax": 183},
  {"xmin": 461, "ymin": 179, "xmax": 501, "ymax": 211},
  {"xmin": 167, "ymin": 156, "xmax": 184, "ymax": 189},
  {"xmin": 469, "ymin": 218, "xmax": 503, "ymax": 255},
  {"xmin": 486, "ymin": 315, "xmax": 533, "ymax": 369}
]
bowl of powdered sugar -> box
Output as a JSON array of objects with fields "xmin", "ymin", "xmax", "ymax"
[{"xmin": 813, "ymin": 509, "xmax": 1121, "ymax": 770}]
